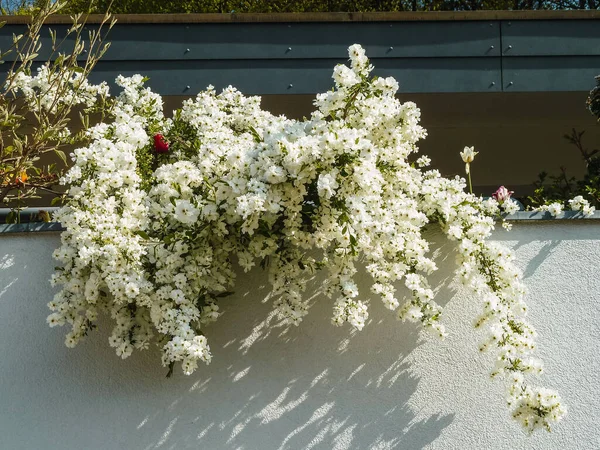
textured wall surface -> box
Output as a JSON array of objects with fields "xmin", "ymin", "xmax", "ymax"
[{"xmin": 0, "ymin": 222, "xmax": 598, "ymax": 450}]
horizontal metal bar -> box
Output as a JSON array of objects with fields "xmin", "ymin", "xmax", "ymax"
[
  {"xmin": 0, "ymin": 222, "xmax": 64, "ymax": 233},
  {"xmin": 54, "ymin": 57, "xmax": 500, "ymax": 95},
  {"xmin": 0, "ymin": 207, "xmax": 59, "ymax": 223},
  {"xmin": 501, "ymin": 20, "xmax": 600, "ymax": 57},
  {"xmin": 0, "ymin": 21, "xmax": 501, "ymax": 61},
  {"xmin": 505, "ymin": 210, "xmax": 600, "ymax": 221},
  {"xmin": 502, "ymin": 56, "xmax": 600, "ymax": 91},
  {"xmin": 0, "ymin": 206, "xmax": 59, "ymax": 216},
  {"xmin": 2, "ymin": 211, "xmax": 599, "ymax": 234},
  {"xmin": 0, "ymin": 17, "xmax": 593, "ymax": 95}
]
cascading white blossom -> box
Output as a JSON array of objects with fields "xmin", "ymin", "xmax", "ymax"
[{"xmin": 50, "ymin": 44, "xmax": 565, "ymax": 432}]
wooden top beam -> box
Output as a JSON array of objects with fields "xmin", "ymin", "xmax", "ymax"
[{"xmin": 1, "ymin": 10, "xmax": 599, "ymax": 25}]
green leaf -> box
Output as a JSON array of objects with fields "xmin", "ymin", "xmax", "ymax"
[
  {"xmin": 50, "ymin": 196, "xmax": 63, "ymax": 206},
  {"xmin": 5, "ymin": 210, "xmax": 16, "ymax": 224},
  {"xmin": 248, "ymin": 126, "xmax": 262, "ymax": 143},
  {"xmin": 134, "ymin": 230, "xmax": 150, "ymax": 240},
  {"xmin": 55, "ymin": 150, "xmax": 68, "ymax": 166},
  {"xmin": 166, "ymin": 361, "xmax": 175, "ymax": 378}
]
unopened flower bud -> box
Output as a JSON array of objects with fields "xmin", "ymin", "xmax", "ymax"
[
  {"xmin": 492, "ymin": 186, "xmax": 514, "ymax": 204},
  {"xmin": 460, "ymin": 146, "xmax": 478, "ymax": 164}
]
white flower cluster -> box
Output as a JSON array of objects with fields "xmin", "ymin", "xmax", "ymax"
[
  {"xmin": 535, "ymin": 195, "xmax": 595, "ymax": 217},
  {"xmin": 11, "ymin": 63, "xmax": 109, "ymax": 116},
  {"xmin": 568, "ymin": 195, "xmax": 595, "ymax": 216},
  {"xmin": 50, "ymin": 75, "xmax": 158, "ymax": 358},
  {"xmin": 51, "ymin": 44, "xmax": 564, "ymax": 431}
]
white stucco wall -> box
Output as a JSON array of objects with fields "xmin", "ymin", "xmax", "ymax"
[{"xmin": 0, "ymin": 222, "xmax": 598, "ymax": 450}]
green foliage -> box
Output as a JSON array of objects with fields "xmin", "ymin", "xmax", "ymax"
[
  {"xmin": 526, "ymin": 78, "xmax": 600, "ymax": 210},
  {"xmin": 0, "ymin": 0, "xmax": 115, "ymax": 222},
  {"xmin": 527, "ymin": 122, "xmax": 600, "ymax": 209},
  {"xmin": 31, "ymin": 0, "xmax": 600, "ymax": 14},
  {"xmin": 588, "ymin": 75, "xmax": 600, "ymax": 123}
]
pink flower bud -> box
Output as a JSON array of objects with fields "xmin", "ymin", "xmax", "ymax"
[{"xmin": 492, "ymin": 186, "xmax": 514, "ymax": 203}]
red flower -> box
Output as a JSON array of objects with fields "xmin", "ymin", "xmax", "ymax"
[{"xmin": 154, "ymin": 133, "xmax": 169, "ymax": 153}]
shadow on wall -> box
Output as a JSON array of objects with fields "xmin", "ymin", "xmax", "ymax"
[
  {"xmin": 135, "ymin": 280, "xmax": 455, "ymax": 450},
  {"xmin": 0, "ymin": 233, "xmax": 454, "ymax": 450},
  {"xmin": 491, "ymin": 221, "xmax": 599, "ymax": 280}
]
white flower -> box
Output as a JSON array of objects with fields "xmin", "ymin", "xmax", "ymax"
[
  {"xmin": 405, "ymin": 305, "xmax": 423, "ymax": 322},
  {"xmin": 460, "ymin": 146, "xmax": 478, "ymax": 164},
  {"xmin": 264, "ymin": 165, "xmax": 286, "ymax": 184},
  {"xmin": 460, "ymin": 146, "xmax": 478, "ymax": 174},
  {"xmin": 46, "ymin": 313, "xmax": 65, "ymax": 327},
  {"xmin": 416, "ymin": 155, "xmax": 431, "ymax": 167},
  {"xmin": 317, "ymin": 171, "xmax": 339, "ymax": 199},
  {"xmin": 547, "ymin": 202, "xmax": 563, "ymax": 217},
  {"xmin": 174, "ymin": 200, "xmax": 200, "ymax": 224},
  {"xmin": 503, "ymin": 199, "xmax": 520, "ymax": 215},
  {"xmin": 170, "ymin": 289, "xmax": 186, "ymax": 304},
  {"xmin": 125, "ymin": 282, "xmax": 139, "ymax": 299},
  {"xmin": 332, "ymin": 64, "xmax": 360, "ymax": 88},
  {"xmin": 568, "ymin": 195, "xmax": 595, "ymax": 216}
]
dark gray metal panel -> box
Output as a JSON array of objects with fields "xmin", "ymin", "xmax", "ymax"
[
  {"xmin": 502, "ymin": 56, "xmax": 600, "ymax": 91},
  {"xmin": 0, "ymin": 222, "xmax": 64, "ymax": 233},
  {"xmin": 0, "ymin": 24, "xmax": 77, "ymax": 62},
  {"xmin": 0, "ymin": 207, "xmax": 59, "ymax": 223},
  {"xmin": 0, "ymin": 21, "xmax": 501, "ymax": 61},
  {"xmin": 70, "ymin": 57, "xmax": 501, "ymax": 95},
  {"xmin": 4, "ymin": 212, "xmax": 599, "ymax": 232},
  {"xmin": 506, "ymin": 210, "xmax": 600, "ymax": 220},
  {"xmin": 501, "ymin": 20, "xmax": 600, "ymax": 56}
]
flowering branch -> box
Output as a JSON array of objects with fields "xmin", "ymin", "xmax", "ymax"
[
  {"xmin": 0, "ymin": 0, "xmax": 115, "ymax": 218},
  {"xmin": 50, "ymin": 45, "xmax": 565, "ymax": 433}
]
